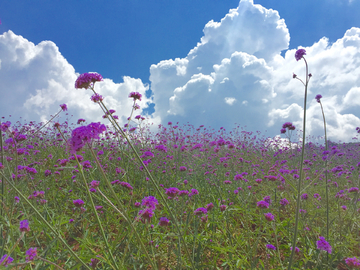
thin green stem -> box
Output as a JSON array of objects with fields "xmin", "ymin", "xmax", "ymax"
[
  {"xmin": 0, "ymin": 172, "xmax": 91, "ymax": 269},
  {"xmin": 288, "ymin": 57, "xmax": 309, "ymax": 269}
]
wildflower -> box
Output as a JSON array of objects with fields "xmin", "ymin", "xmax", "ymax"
[
  {"xmin": 179, "ymin": 190, "xmax": 189, "ymax": 196},
  {"xmin": 165, "ymin": 187, "xmax": 179, "ymax": 198},
  {"xmin": 201, "ymin": 215, "xmax": 208, "ymax": 223},
  {"xmin": 120, "ymin": 181, "xmax": 133, "ymax": 190},
  {"xmin": 134, "ymin": 202, "xmax": 141, "ymax": 207},
  {"xmin": 348, "ymin": 187, "xmax": 359, "ymax": 193},
  {"xmin": 257, "ymin": 200, "xmax": 269, "ymax": 208},
  {"xmin": 138, "ymin": 208, "xmax": 154, "ymax": 223},
  {"xmin": 263, "ymin": 196, "xmax": 271, "ymax": 204},
  {"xmin": 0, "ymin": 121, "xmax": 11, "ymax": 132},
  {"xmin": 189, "ymin": 189, "xmax": 199, "ymax": 197},
  {"xmin": 14, "ymin": 196, "xmax": 20, "ymax": 203},
  {"xmin": 299, "ymin": 209, "xmax": 307, "ymax": 213},
  {"xmin": 295, "ymin": 48, "xmax": 306, "ymax": 61},
  {"xmin": 89, "ymin": 258, "xmax": 100, "ymax": 269},
  {"xmin": 159, "ymin": 217, "xmax": 170, "ymax": 226},
  {"xmin": 206, "ymin": 203, "xmax": 214, "ymax": 211},
  {"xmin": 266, "ymin": 244, "xmax": 276, "ymax": 250},
  {"xmin": 264, "ymin": 213, "xmax": 274, "ymax": 221},
  {"xmin": 345, "ymin": 257, "xmax": 360, "ymax": 268},
  {"xmin": 280, "ymin": 128, "xmax": 287, "ymax": 134},
  {"xmin": 25, "ymin": 247, "xmax": 38, "ymax": 261},
  {"xmin": 194, "ymin": 207, "xmax": 207, "ymax": 216},
  {"xmin": 60, "ymin": 104, "xmax": 67, "ymax": 111},
  {"xmin": 77, "ymin": 118, "xmax": 86, "ymax": 124},
  {"xmin": 301, "ymin": 193, "xmax": 308, "ymax": 200},
  {"xmin": 141, "ymin": 196, "xmax": 158, "ymax": 210},
  {"xmin": 0, "ymin": 254, "xmax": 14, "ymax": 267},
  {"xmin": 19, "ymin": 220, "xmax": 30, "ymax": 232},
  {"xmin": 90, "ymin": 93, "xmax": 103, "ymax": 103},
  {"xmin": 316, "ymin": 236, "xmax": 332, "ymax": 254},
  {"xmin": 69, "ymin": 219, "xmax": 74, "ymax": 223},
  {"xmin": 73, "ymin": 199, "xmax": 85, "ymax": 207},
  {"xmin": 179, "ymin": 166, "xmax": 187, "ymax": 171},
  {"xmin": 315, "ymin": 94, "xmax": 322, "ymax": 103},
  {"xmin": 129, "ymin": 91, "xmax": 142, "ymax": 101},
  {"xmin": 220, "ymin": 205, "xmax": 227, "ymax": 212},
  {"xmin": 280, "ymin": 198, "xmax": 289, "ymax": 206},
  {"xmin": 341, "ymin": 205, "xmax": 347, "ymax": 210},
  {"xmin": 290, "ymin": 247, "xmax": 300, "ymax": 253},
  {"xmin": 75, "ymin": 72, "xmax": 103, "ymax": 89}
]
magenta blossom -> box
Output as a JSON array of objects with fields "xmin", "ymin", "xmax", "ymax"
[
  {"xmin": 295, "ymin": 49, "xmax": 306, "ymax": 61},
  {"xmin": 60, "ymin": 104, "xmax": 67, "ymax": 111},
  {"xmin": 75, "ymin": 72, "xmax": 103, "ymax": 89}
]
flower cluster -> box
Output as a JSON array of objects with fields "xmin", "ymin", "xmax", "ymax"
[
  {"xmin": 315, "ymin": 94, "xmax": 322, "ymax": 103},
  {"xmin": 264, "ymin": 213, "xmax": 274, "ymax": 221},
  {"xmin": 137, "ymin": 196, "xmax": 158, "ymax": 223},
  {"xmin": 295, "ymin": 48, "xmax": 306, "ymax": 61},
  {"xmin": 345, "ymin": 257, "xmax": 360, "ymax": 268},
  {"xmin": 19, "ymin": 220, "xmax": 30, "ymax": 232},
  {"xmin": 129, "ymin": 91, "xmax": 142, "ymax": 101},
  {"xmin": 281, "ymin": 122, "xmax": 295, "ymax": 134},
  {"xmin": 316, "ymin": 236, "xmax": 332, "ymax": 254},
  {"xmin": 25, "ymin": 247, "xmax": 38, "ymax": 262},
  {"xmin": 75, "ymin": 72, "xmax": 103, "ymax": 89},
  {"xmin": 0, "ymin": 254, "xmax": 14, "ymax": 267},
  {"xmin": 68, "ymin": 122, "xmax": 106, "ymax": 154}
]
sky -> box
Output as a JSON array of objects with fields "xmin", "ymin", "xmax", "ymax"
[{"xmin": 1, "ymin": 0, "xmax": 360, "ymax": 143}]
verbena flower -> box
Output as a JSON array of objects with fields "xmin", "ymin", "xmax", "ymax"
[
  {"xmin": 257, "ymin": 200, "xmax": 269, "ymax": 208},
  {"xmin": 60, "ymin": 104, "xmax": 67, "ymax": 111},
  {"xmin": 0, "ymin": 254, "xmax": 14, "ymax": 267},
  {"xmin": 266, "ymin": 244, "xmax": 276, "ymax": 250},
  {"xmin": 264, "ymin": 213, "xmax": 274, "ymax": 221},
  {"xmin": 315, "ymin": 94, "xmax": 322, "ymax": 103},
  {"xmin": 25, "ymin": 247, "xmax": 37, "ymax": 261},
  {"xmin": 129, "ymin": 91, "xmax": 142, "ymax": 101},
  {"xmin": 90, "ymin": 93, "xmax": 104, "ymax": 103},
  {"xmin": 280, "ymin": 198, "xmax": 289, "ymax": 206},
  {"xmin": 159, "ymin": 217, "xmax": 170, "ymax": 226},
  {"xmin": 316, "ymin": 236, "xmax": 332, "ymax": 254},
  {"xmin": 345, "ymin": 257, "xmax": 360, "ymax": 268},
  {"xmin": 75, "ymin": 72, "xmax": 103, "ymax": 89},
  {"xmin": 141, "ymin": 196, "xmax": 158, "ymax": 210},
  {"xmin": 165, "ymin": 187, "xmax": 179, "ymax": 198},
  {"xmin": 290, "ymin": 247, "xmax": 300, "ymax": 253},
  {"xmin": 138, "ymin": 208, "xmax": 154, "ymax": 223},
  {"xmin": 194, "ymin": 207, "xmax": 208, "ymax": 216},
  {"xmin": 73, "ymin": 199, "xmax": 85, "ymax": 207},
  {"xmin": 89, "ymin": 258, "xmax": 100, "ymax": 269},
  {"xmin": 19, "ymin": 220, "xmax": 30, "ymax": 232},
  {"xmin": 301, "ymin": 193, "xmax": 308, "ymax": 200},
  {"xmin": 295, "ymin": 48, "xmax": 306, "ymax": 61}
]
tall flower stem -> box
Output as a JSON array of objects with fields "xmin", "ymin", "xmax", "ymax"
[
  {"xmin": 288, "ymin": 56, "xmax": 310, "ymax": 269},
  {"xmin": 319, "ymin": 99, "xmax": 329, "ymax": 260}
]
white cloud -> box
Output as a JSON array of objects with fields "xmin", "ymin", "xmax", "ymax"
[
  {"xmin": 0, "ymin": 30, "xmax": 152, "ymax": 128},
  {"xmin": 2, "ymin": 0, "xmax": 360, "ymax": 143},
  {"xmin": 149, "ymin": 0, "xmax": 360, "ymax": 142}
]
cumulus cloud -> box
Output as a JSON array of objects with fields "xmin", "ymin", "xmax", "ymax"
[
  {"xmin": 0, "ymin": 30, "xmax": 152, "ymax": 127},
  {"xmin": 149, "ymin": 0, "xmax": 360, "ymax": 142}
]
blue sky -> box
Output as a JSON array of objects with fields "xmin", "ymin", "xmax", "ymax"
[{"xmin": 1, "ymin": 0, "xmax": 360, "ymax": 142}]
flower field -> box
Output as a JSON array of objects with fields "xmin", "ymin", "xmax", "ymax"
[{"xmin": 1, "ymin": 50, "xmax": 360, "ymax": 269}]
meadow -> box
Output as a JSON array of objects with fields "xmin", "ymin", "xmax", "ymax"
[{"xmin": 1, "ymin": 50, "xmax": 360, "ymax": 269}]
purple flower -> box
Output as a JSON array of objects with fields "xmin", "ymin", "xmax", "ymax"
[
  {"xmin": 341, "ymin": 205, "xmax": 347, "ymax": 210},
  {"xmin": 141, "ymin": 196, "xmax": 158, "ymax": 210},
  {"xmin": 280, "ymin": 128, "xmax": 287, "ymax": 134},
  {"xmin": 264, "ymin": 213, "xmax": 274, "ymax": 221},
  {"xmin": 220, "ymin": 204, "xmax": 227, "ymax": 212},
  {"xmin": 20, "ymin": 220, "xmax": 30, "ymax": 232},
  {"xmin": 266, "ymin": 244, "xmax": 276, "ymax": 250},
  {"xmin": 129, "ymin": 91, "xmax": 142, "ymax": 101},
  {"xmin": 69, "ymin": 219, "xmax": 74, "ymax": 223},
  {"xmin": 301, "ymin": 193, "xmax": 308, "ymax": 200},
  {"xmin": 257, "ymin": 200, "xmax": 269, "ymax": 209},
  {"xmin": 77, "ymin": 118, "xmax": 86, "ymax": 124},
  {"xmin": 316, "ymin": 236, "xmax": 332, "ymax": 254},
  {"xmin": 90, "ymin": 180, "xmax": 100, "ymax": 188},
  {"xmin": 60, "ymin": 104, "xmax": 67, "ymax": 111},
  {"xmin": 295, "ymin": 48, "xmax": 306, "ymax": 61},
  {"xmin": 159, "ymin": 217, "xmax": 170, "ymax": 226},
  {"xmin": 25, "ymin": 247, "xmax": 38, "ymax": 261},
  {"xmin": 165, "ymin": 187, "xmax": 179, "ymax": 198},
  {"xmin": 120, "ymin": 181, "xmax": 133, "ymax": 190},
  {"xmin": 290, "ymin": 247, "xmax": 300, "ymax": 253},
  {"xmin": 348, "ymin": 187, "xmax": 359, "ymax": 193},
  {"xmin": 0, "ymin": 121, "xmax": 11, "ymax": 132},
  {"xmin": 0, "ymin": 254, "xmax": 14, "ymax": 266},
  {"xmin": 280, "ymin": 198, "xmax": 289, "ymax": 206},
  {"xmin": 315, "ymin": 94, "xmax": 322, "ymax": 103},
  {"xmin": 263, "ymin": 196, "xmax": 271, "ymax": 204},
  {"xmin": 345, "ymin": 257, "xmax": 360, "ymax": 268},
  {"xmin": 138, "ymin": 208, "xmax": 154, "ymax": 223},
  {"xmin": 194, "ymin": 207, "xmax": 208, "ymax": 216},
  {"xmin": 206, "ymin": 203, "xmax": 214, "ymax": 211},
  {"xmin": 90, "ymin": 93, "xmax": 103, "ymax": 103},
  {"xmin": 89, "ymin": 258, "xmax": 100, "ymax": 269},
  {"xmin": 75, "ymin": 72, "xmax": 103, "ymax": 89},
  {"xmin": 14, "ymin": 196, "xmax": 20, "ymax": 203},
  {"xmin": 68, "ymin": 122, "xmax": 106, "ymax": 154},
  {"xmin": 179, "ymin": 166, "xmax": 187, "ymax": 171},
  {"xmin": 73, "ymin": 199, "xmax": 85, "ymax": 207}
]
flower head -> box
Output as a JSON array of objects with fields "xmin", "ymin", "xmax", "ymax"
[
  {"xmin": 141, "ymin": 196, "xmax": 158, "ymax": 210},
  {"xmin": 315, "ymin": 94, "xmax": 322, "ymax": 103},
  {"xmin": 73, "ymin": 199, "xmax": 85, "ymax": 207},
  {"xmin": 194, "ymin": 207, "xmax": 208, "ymax": 216},
  {"xmin": 25, "ymin": 247, "xmax": 38, "ymax": 261},
  {"xmin": 60, "ymin": 104, "xmax": 68, "ymax": 111},
  {"xmin": 129, "ymin": 91, "xmax": 142, "ymax": 101},
  {"xmin": 138, "ymin": 208, "xmax": 154, "ymax": 223},
  {"xmin": 165, "ymin": 187, "xmax": 180, "ymax": 198},
  {"xmin": 159, "ymin": 217, "xmax": 170, "ymax": 226},
  {"xmin": 257, "ymin": 200, "xmax": 269, "ymax": 208},
  {"xmin": 295, "ymin": 49, "xmax": 306, "ymax": 61},
  {"xmin": 264, "ymin": 212, "xmax": 274, "ymax": 221},
  {"xmin": 0, "ymin": 254, "xmax": 14, "ymax": 267},
  {"xmin": 75, "ymin": 72, "xmax": 103, "ymax": 89},
  {"xmin": 316, "ymin": 236, "xmax": 332, "ymax": 254},
  {"xmin": 20, "ymin": 220, "xmax": 30, "ymax": 232},
  {"xmin": 266, "ymin": 244, "xmax": 276, "ymax": 250},
  {"xmin": 345, "ymin": 257, "xmax": 360, "ymax": 268},
  {"xmin": 68, "ymin": 122, "xmax": 106, "ymax": 153}
]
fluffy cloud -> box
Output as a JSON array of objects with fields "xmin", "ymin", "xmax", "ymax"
[
  {"xmin": 149, "ymin": 0, "xmax": 360, "ymax": 142},
  {"xmin": 0, "ymin": 30, "xmax": 152, "ymax": 127}
]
